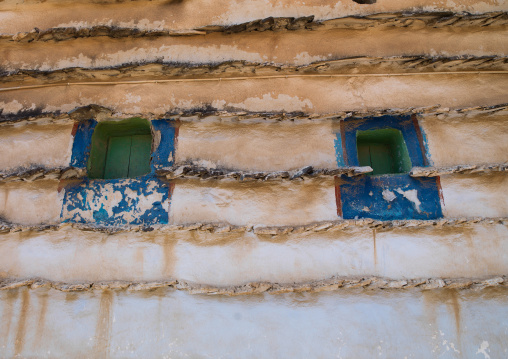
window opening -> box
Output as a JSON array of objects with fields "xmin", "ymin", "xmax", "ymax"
[
  {"xmin": 88, "ymin": 118, "xmax": 152, "ymax": 179},
  {"xmin": 356, "ymin": 128, "xmax": 412, "ymax": 175}
]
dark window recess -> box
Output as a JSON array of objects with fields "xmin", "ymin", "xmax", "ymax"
[
  {"xmin": 88, "ymin": 118, "xmax": 152, "ymax": 179},
  {"xmin": 356, "ymin": 128, "xmax": 412, "ymax": 175}
]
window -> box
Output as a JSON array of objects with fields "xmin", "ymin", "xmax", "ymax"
[
  {"xmin": 335, "ymin": 115, "xmax": 443, "ymax": 220},
  {"xmin": 88, "ymin": 118, "xmax": 152, "ymax": 179},
  {"xmin": 356, "ymin": 128, "xmax": 412, "ymax": 175}
]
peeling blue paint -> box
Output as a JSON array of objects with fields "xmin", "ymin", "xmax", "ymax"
[
  {"xmin": 334, "ymin": 115, "xmax": 442, "ymax": 220},
  {"xmin": 70, "ymin": 119, "xmax": 97, "ymax": 168},
  {"xmin": 338, "ymin": 175, "xmax": 443, "ymax": 220},
  {"xmin": 418, "ymin": 123, "xmax": 434, "ymax": 166},
  {"xmin": 334, "ymin": 136, "xmax": 345, "ymax": 167},
  {"xmin": 151, "ymin": 119, "xmax": 177, "ymax": 170},
  {"xmin": 64, "ymin": 119, "xmax": 178, "ymax": 226},
  {"xmin": 61, "ymin": 175, "xmax": 170, "ymax": 226}
]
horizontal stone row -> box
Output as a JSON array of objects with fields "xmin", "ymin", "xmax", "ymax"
[
  {"xmin": 158, "ymin": 165, "xmax": 372, "ymax": 181},
  {"xmin": 2, "ymin": 102, "xmax": 507, "ymax": 125},
  {"xmin": 3, "ymin": 56, "xmax": 506, "ymax": 84},
  {"xmin": 3, "ymin": 12, "xmax": 506, "ymax": 44},
  {"xmin": 2, "ymin": 162, "xmax": 506, "ymax": 183},
  {"xmin": 0, "ymin": 166, "xmax": 85, "ymax": 182},
  {"xmin": 1, "ymin": 217, "xmax": 506, "ymax": 235},
  {"xmin": 410, "ymin": 163, "xmax": 508, "ymax": 177},
  {"xmin": 0, "ymin": 275, "xmax": 505, "ymax": 295}
]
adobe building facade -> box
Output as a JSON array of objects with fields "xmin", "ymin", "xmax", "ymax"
[{"xmin": 0, "ymin": 0, "xmax": 507, "ymax": 357}]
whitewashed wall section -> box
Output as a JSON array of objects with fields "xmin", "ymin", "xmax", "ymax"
[
  {"xmin": 0, "ymin": 223, "xmax": 507, "ymax": 284},
  {"xmin": 0, "ymin": 122, "xmax": 74, "ymax": 172},
  {"xmin": 1, "ymin": 287, "xmax": 507, "ymax": 359}
]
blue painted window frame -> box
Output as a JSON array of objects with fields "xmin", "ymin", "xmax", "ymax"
[
  {"xmin": 335, "ymin": 115, "xmax": 443, "ymax": 220},
  {"xmin": 62, "ymin": 118, "xmax": 178, "ymax": 226}
]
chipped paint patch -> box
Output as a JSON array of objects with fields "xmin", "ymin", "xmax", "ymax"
[
  {"xmin": 61, "ymin": 176, "xmax": 171, "ymax": 226},
  {"xmin": 382, "ymin": 189, "xmax": 396, "ymax": 202},
  {"xmin": 395, "ymin": 188, "xmax": 421, "ymax": 213},
  {"xmin": 70, "ymin": 119, "xmax": 97, "ymax": 168},
  {"xmin": 150, "ymin": 119, "xmax": 177, "ymax": 171},
  {"xmin": 337, "ymin": 175, "xmax": 442, "ymax": 220},
  {"xmin": 477, "ymin": 341, "xmax": 491, "ymax": 359}
]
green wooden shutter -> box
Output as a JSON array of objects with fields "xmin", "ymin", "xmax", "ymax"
[
  {"xmin": 356, "ymin": 128, "xmax": 412, "ymax": 175},
  {"xmin": 128, "ymin": 135, "xmax": 152, "ymax": 177},
  {"xmin": 104, "ymin": 136, "xmax": 132, "ymax": 179},
  {"xmin": 369, "ymin": 143, "xmax": 395, "ymax": 175}
]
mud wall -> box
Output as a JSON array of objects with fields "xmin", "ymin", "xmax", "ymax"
[{"xmin": 1, "ymin": 0, "xmax": 507, "ymax": 357}]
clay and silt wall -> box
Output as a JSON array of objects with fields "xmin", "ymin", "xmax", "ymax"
[{"xmin": 0, "ymin": 0, "xmax": 507, "ymax": 357}]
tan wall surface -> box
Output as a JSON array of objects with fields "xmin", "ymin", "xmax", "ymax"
[
  {"xmin": 0, "ymin": 180, "xmax": 63, "ymax": 225},
  {"xmin": 2, "ymin": 0, "xmax": 507, "ymax": 33},
  {"xmin": 421, "ymin": 113, "xmax": 508, "ymax": 166},
  {"xmin": 0, "ymin": 123, "xmax": 74, "ymax": 172},
  {"xmin": 175, "ymin": 121, "xmax": 338, "ymax": 172},
  {"xmin": 0, "ymin": 223, "xmax": 506, "ymax": 284},
  {"xmin": 440, "ymin": 173, "xmax": 508, "ymax": 218},
  {"xmin": 169, "ymin": 178, "xmax": 337, "ymax": 226},
  {"xmin": 1, "ymin": 75, "xmax": 506, "ymax": 116},
  {"xmin": 2, "ymin": 27, "xmax": 507, "ymax": 72}
]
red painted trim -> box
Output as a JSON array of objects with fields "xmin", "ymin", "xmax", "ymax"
[
  {"xmin": 339, "ymin": 120, "xmax": 348, "ymax": 165},
  {"xmin": 71, "ymin": 122, "xmax": 79, "ymax": 137},
  {"xmin": 168, "ymin": 181, "xmax": 176, "ymax": 198},
  {"xmin": 173, "ymin": 119, "xmax": 180, "ymax": 164},
  {"xmin": 435, "ymin": 175, "xmax": 445, "ymax": 209},
  {"xmin": 167, "ymin": 181, "xmax": 176, "ymax": 222},
  {"xmin": 334, "ymin": 176, "xmax": 343, "ymax": 218},
  {"xmin": 411, "ymin": 114, "xmax": 429, "ymax": 166},
  {"xmin": 57, "ymin": 179, "xmax": 66, "ymax": 193}
]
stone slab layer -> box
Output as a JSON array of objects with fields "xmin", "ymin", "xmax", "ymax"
[
  {"xmin": 1, "ymin": 75, "xmax": 507, "ymax": 117},
  {"xmin": 2, "ymin": 27, "xmax": 507, "ymax": 72},
  {"xmin": 1, "ymin": 0, "xmax": 506, "ymax": 34}
]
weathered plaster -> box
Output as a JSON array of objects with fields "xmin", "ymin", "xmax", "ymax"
[
  {"xmin": 0, "ymin": 123, "xmax": 73, "ymax": 173},
  {"xmin": 1, "ymin": 27, "xmax": 507, "ymax": 72},
  {"xmin": 3, "ymin": 12, "xmax": 507, "ymax": 45},
  {"xmin": 169, "ymin": 178, "xmax": 337, "ymax": 226},
  {"xmin": 0, "ymin": 180, "xmax": 62, "ymax": 225},
  {"xmin": 4, "ymin": 56, "xmax": 507, "ymax": 87},
  {"xmin": 420, "ymin": 113, "xmax": 508, "ymax": 166},
  {"xmin": 1, "ymin": 0, "xmax": 507, "ymax": 34},
  {"xmin": 440, "ymin": 173, "xmax": 508, "ymax": 218},
  {"xmin": 2, "ymin": 75, "xmax": 507, "ymax": 116},
  {"xmin": 1, "ymin": 288, "xmax": 508, "ymax": 358},
  {"xmin": 0, "ymin": 223, "xmax": 506, "ymax": 284},
  {"xmin": 176, "ymin": 121, "xmax": 338, "ymax": 172}
]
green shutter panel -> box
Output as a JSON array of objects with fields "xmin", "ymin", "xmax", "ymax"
[
  {"xmin": 357, "ymin": 143, "xmax": 372, "ymax": 168},
  {"xmin": 104, "ymin": 136, "xmax": 131, "ymax": 179},
  {"xmin": 128, "ymin": 134, "xmax": 152, "ymax": 178},
  {"xmin": 369, "ymin": 143, "xmax": 395, "ymax": 175}
]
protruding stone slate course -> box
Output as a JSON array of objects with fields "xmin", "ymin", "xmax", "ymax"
[{"xmin": 3, "ymin": 12, "xmax": 507, "ymax": 44}]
